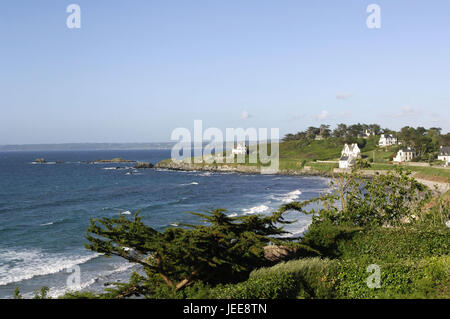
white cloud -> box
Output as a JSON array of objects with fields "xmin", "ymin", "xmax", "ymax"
[
  {"xmin": 315, "ymin": 110, "xmax": 329, "ymax": 121},
  {"xmin": 240, "ymin": 111, "xmax": 251, "ymax": 120},
  {"xmin": 336, "ymin": 93, "xmax": 352, "ymax": 100}
]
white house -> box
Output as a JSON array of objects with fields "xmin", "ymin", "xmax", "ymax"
[
  {"xmin": 339, "ymin": 143, "xmax": 361, "ymax": 169},
  {"xmin": 379, "ymin": 134, "xmax": 397, "ymax": 147},
  {"xmin": 362, "ymin": 129, "xmax": 375, "ymax": 139},
  {"xmin": 314, "ymin": 135, "xmax": 324, "ymax": 141},
  {"xmin": 438, "ymin": 146, "xmax": 450, "ymax": 166},
  {"xmin": 232, "ymin": 143, "xmax": 248, "ymax": 155},
  {"xmin": 393, "ymin": 147, "xmax": 416, "ymax": 163}
]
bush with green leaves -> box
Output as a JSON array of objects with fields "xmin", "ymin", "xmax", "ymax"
[
  {"xmin": 209, "ymin": 272, "xmax": 299, "ymax": 299},
  {"xmin": 300, "ymin": 221, "xmax": 361, "ymax": 258},
  {"xmin": 33, "ymin": 286, "xmax": 50, "ymax": 299},
  {"xmin": 331, "ymin": 255, "xmax": 450, "ymax": 299},
  {"xmin": 300, "ymin": 222, "xmax": 450, "ymax": 261},
  {"xmin": 249, "ymin": 257, "xmax": 336, "ymax": 298},
  {"xmin": 54, "ymin": 167, "xmax": 448, "ymax": 299},
  {"xmin": 207, "ymin": 258, "xmax": 336, "ymax": 299},
  {"xmin": 338, "ymin": 225, "xmax": 450, "ymax": 263},
  {"xmin": 298, "ymin": 222, "xmax": 450, "ymax": 299},
  {"xmin": 280, "ymin": 167, "xmax": 432, "ymax": 228}
]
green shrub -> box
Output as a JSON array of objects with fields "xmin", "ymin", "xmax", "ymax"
[
  {"xmin": 33, "ymin": 286, "xmax": 50, "ymax": 299},
  {"xmin": 208, "ymin": 258, "xmax": 336, "ymax": 299},
  {"xmin": 331, "ymin": 255, "xmax": 450, "ymax": 299},
  {"xmin": 61, "ymin": 291, "xmax": 104, "ymax": 299},
  {"xmin": 300, "ymin": 221, "xmax": 362, "ymax": 258},
  {"xmin": 209, "ymin": 272, "xmax": 299, "ymax": 299},
  {"xmin": 338, "ymin": 225, "xmax": 450, "ymax": 263},
  {"xmin": 250, "ymin": 257, "xmax": 336, "ymax": 298}
]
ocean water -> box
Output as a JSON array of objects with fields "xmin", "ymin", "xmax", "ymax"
[{"xmin": 0, "ymin": 150, "xmax": 330, "ymax": 298}]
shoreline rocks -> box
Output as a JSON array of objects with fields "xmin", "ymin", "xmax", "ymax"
[
  {"xmin": 154, "ymin": 160, "xmax": 333, "ymax": 177},
  {"xmin": 134, "ymin": 162, "xmax": 154, "ymax": 169},
  {"xmin": 154, "ymin": 160, "xmax": 450, "ymax": 194}
]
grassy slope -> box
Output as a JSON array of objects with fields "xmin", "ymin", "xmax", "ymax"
[
  {"xmin": 208, "ymin": 224, "xmax": 450, "ymax": 299},
  {"xmin": 278, "ymin": 138, "xmax": 449, "ymax": 180},
  {"xmin": 280, "ymin": 137, "xmax": 449, "ymax": 180},
  {"xmin": 369, "ymin": 164, "xmax": 450, "ymax": 180},
  {"xmin": 206, "ymin": 186, "xmax": 450, "ymax": 299},
  {"xmin": 158, "ymin": 136, "xmax": 449, "ymax": 181}
]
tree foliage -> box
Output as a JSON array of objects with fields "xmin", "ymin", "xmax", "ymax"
[
  {"xmin": 64, "ymin": 167, "xmax": 442, "ymax": 299},
  {"xmin": 279, "ymin": 167, "xmax": 431, "ymax": 227},
  {"xmin": 85, "ymin": 208, "xmax": 300, "ymax": 297}
]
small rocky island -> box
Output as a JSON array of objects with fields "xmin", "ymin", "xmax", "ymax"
[
  {"xmin": 34, "ymin": 158, "xmax": 46, "ymax": 164},
  {"xmin": 31, "ymin": 157, "xmax": 154, "ymax": 170},
  {"xmin": 32, "ymin": 158, "xmax": 62, "ymax": 164},
  {"xmin": 134, "ymin": 162, "xmax": 154, "ymax": 169}
]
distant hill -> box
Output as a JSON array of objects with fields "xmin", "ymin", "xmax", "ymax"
[
  {"xmin": 0, "ymin": 142, "xmax": 176, "ymax": 151},
  {"xmin": 0, "ymin": 140, "xmax": 278, "ymax": 152}
]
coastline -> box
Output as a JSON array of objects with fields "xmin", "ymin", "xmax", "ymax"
[
  {"xmin": 154, "ymin": 160, "xmax": 334, "ymax": 177},
  {"xmin": 155, "ymin": 160, "xmax": 450, "ymax": 194}
]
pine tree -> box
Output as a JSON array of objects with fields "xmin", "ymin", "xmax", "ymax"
[{"xmin": 85, "ymin": 208, "xmax": 309, "ymax": 297}]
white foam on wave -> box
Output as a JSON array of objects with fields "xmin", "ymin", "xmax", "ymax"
[
  {"xmin": 242, "ymin": 205, "xmax": 270, "ymax": 215},
  {"xmin": 197, "ymin": 172, "xmax": 212, "ymax": 176},
  {"xmin": 270, "ymin": 189, "xmax": 302, "ymax": 203},
  {"xmin": 120, "ymin": 211, "xmax": 132, "ymax": 215},
  {"xmin": 36, "ymin": 278, "xmax": 98, "ymax": 299},
  {"xmin": 40, "ymin": 222, "xmax": 54, "ymax": 226},
  {"xmin": 22, "ymin": 261, "xmax": 137, "ymax": 298},
  {"xmin": 0, "ymin": 248, "xmax": 100, "ymax": 287},
  {"xmin": 180, "ymin": 181, "xmax": 199, "ymax": 186}
]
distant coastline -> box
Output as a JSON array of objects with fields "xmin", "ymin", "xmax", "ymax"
[
  {"xmin": 155, "ymin": 160, "xmax": 331, "ymax": 177},
  {"xmin": 0, "ymin": 142, "xmax": 176, "ymax": 152}
]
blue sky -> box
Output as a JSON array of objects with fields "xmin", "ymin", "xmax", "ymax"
[{"xmin": 0, "ymin": 0, "xmax": 449, "ymax": 144}]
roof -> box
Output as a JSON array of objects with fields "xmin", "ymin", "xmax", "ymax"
[
  {"xmin": 342, "ymin": 143, "xmax": 360, "ymax": 153},
  {"xmin": 349, "ymin": 143, "xmax": 358, "ymax": 152},
  {"xmin": 439, "ymin": 147, "xmax": 450, "ymax": 156},
  {"xmin": 399, "ymin": 147, "xmax": 415, "ymax": 153}
]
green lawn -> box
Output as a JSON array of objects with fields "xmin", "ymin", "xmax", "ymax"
[
  {"xmin": 361, "ymin": 147, "xmax": 398, "ymax": 163},
  {"xmin": 367, "ymin": 164, "xmax": 450, "ymax": 181},
  {"xmin": 158, "ymin": 139, "xmax": 450, "ymax": 181},
  {"xmin": 308, "ymin": 162, "xmax": 338, "ymax": 172}
]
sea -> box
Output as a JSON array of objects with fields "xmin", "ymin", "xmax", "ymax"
[{"xmin": 0, "ymin": 150, "xmax": 330, "ymax": 298}]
